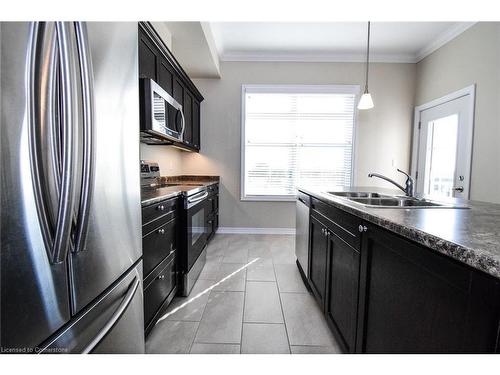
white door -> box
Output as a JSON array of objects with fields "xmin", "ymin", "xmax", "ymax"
[{"xmin": 414, "ymin": 88, "xmax": 474, "ymax": 199}]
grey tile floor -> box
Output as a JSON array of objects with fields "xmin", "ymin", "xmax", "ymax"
[{"xmin": 146, "ymin": 234, "xmax": 342, "ymax": 354}]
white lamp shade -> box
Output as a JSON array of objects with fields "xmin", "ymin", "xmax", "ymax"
[{"xmin": 358, "ymin": 92, "xmax": 374, "ymax": 110}]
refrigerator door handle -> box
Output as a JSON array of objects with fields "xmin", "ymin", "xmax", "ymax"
[
  {"xmin": 81, "ymin": 277, "xmax": 140, "ymax": 354},
  {"xmin": 50, "ymin": 22, "xmax": 78, "ymax": 263},
  {"xmin": 27, "ymin": 22, "xmax": 77, "ymax": 264},
  {"xmin": 27, "ymin": 22, "xmax": 56, "ymax": 259},
  {"xmin": 73, "ymin": 22, "xmax": 95, "ymax": 253}
]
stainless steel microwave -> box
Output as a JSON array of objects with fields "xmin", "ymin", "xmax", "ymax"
[{"xmin": 140, "ymin": 78, "xmax": 185, "ymax": 144}]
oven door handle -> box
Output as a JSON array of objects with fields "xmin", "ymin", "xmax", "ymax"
[{"xmin": 187, "ymin": 191, "xmax": 208, "ymax": 206}]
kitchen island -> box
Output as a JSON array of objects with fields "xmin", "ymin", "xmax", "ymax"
[{"xmin": 296, "ymin": 186, "xmax": 500, "ymax": 353}]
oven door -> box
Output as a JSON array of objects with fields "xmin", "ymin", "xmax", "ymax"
[
  {"xmin": 140, "ymin": 78, "xmax": 185, "ymax": 143},
  {"xmin": 186, "ymin": 191, "xmax": 209, "ymax": 271}
]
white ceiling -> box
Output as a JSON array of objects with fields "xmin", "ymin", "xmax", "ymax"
[{"xmin": 209, "ymin": 22, "xmax": 476, "ymax": 63}]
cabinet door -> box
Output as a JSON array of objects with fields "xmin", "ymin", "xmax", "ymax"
[
  {"xmin": 326, "ymin": 232, "xmax": 360, "ymax": 352},
  {"xmin": 157, "ymin": 59, "xmax": 173, "ymax": 95},
  {"xmin": 172, "ymin": 79, "xmax": 184, "ymax": 136},
  {"xmin": 192, "ymin": 99, "xmax": 200, "ymax": 149},
  {"xmin": 357, "ymin": 224, "xmax": 472, "ymax": 353},
  {"xmin": 138, "ymin": 30, "xmax": 157, "ymax": 80},
  {"xmin": 183, "ymin": 90, "xmax": 193, "ymax": 146},
  {"xmin": 173, "ymin": 78, "xmax": 184, "ymax": 107},
  {"xmin": 309, "ymin": 214, "xmax": 329, "ymax": 309}
]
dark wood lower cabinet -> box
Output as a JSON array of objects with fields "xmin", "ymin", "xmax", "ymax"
[
  {"xmin": 325, "ymin": 231, "xmax": 360, "ymax": 353},
  {"xmin": 301, "ymin": 192, "xmax": 500, "ymax": 353},
  {"xmin": 309, "ymin": 214, "xmax": 329, "ymax": 309},
  {"xmin": 141, "ymin": 197, "xmax": 179, "ymax": 336},
  {"xmin": 356, "ymin": 223, "xmax": 500, "ymax": 353}
]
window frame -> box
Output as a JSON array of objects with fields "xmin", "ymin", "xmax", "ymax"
[{"xmin": 240, "ymin": 84, "xmax": 360, "ymax": 202}]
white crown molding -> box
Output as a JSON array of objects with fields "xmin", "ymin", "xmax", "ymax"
[
  {"xmin": 220, "ymin": 51, "xmax": 417, "ymax": 63},
  {"xmin": 415, "ymin": 22, "xmax": 477, "ymax": 62},
  {"xmin": 218, "ymin": 22, "xmax": 477, "ymax": 64},
  {"xmin": 217, "ymin": 227, "xmax": 296, "ymax": 235}
]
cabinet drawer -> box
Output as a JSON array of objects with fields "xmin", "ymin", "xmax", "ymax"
[
  {"xmin": 142, "ymin": 197, "xmax": 179, "ymax": 233},
  {"xmin": 311, "ymin": 198, "xmax": 361, "ymax": 249},
  {"xmin": 143, "ymin": 217, "xmax": 177, "ymax": 277},
  {"xmin": 144, "ymin": 255, "xmax": 176, "ymax": 328}
]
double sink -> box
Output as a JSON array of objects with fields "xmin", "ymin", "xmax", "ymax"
[{"xmin": 328, "ymin": 192, "xmax": 469, "ymax": 209}]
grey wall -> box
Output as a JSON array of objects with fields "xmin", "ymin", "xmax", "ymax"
[
  {"xmin": 415, "ymin": 22, "xmax": 500, "ymax": 203},
  {"xmin": 181, "ymin": 61, "xmax": 416, "ymax": 229}
]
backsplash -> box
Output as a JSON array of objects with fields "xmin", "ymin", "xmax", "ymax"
[{"xmin": 140, "ymin": 143, "xmax": 184, "ymax": 175}]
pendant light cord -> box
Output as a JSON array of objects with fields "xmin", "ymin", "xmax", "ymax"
[{"xmin": 364, "ymin": 21, "xmax": 371, "ymax": 93}]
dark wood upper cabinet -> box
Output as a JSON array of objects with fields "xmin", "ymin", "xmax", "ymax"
[
  {"xmin": 138, "ymin": 31, "xmax": 157, "ymax": 80},
  {"xmin": 138, "ymin": 22, "xmax": 203, "ymax": 152},
  {"xmin": 309, "ymin": 213, "xmax": 329, "ymax": 309},
  {"xmin": 192, "ymin": 100, "xmax": 200, "ymax": 149},
  {"xmin": 157, "ymin": 61, "xmax": 173, "ymax": 96},
  {"xmin": 183, "ymin": 91, "xmax": 193, "ymax": 146},
  {"xmin": 172, "ymin": 79, "xmax": 184, "ymax": 108}
]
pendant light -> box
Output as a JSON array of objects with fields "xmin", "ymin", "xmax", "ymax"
[{"xmin": 358, "ymin": 21, "xmax": 374, "ymax": 110}]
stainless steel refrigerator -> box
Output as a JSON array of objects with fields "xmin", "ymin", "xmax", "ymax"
[{"xmin": 1, "ymin": 22, "xmax": 144, "ymax": 353}]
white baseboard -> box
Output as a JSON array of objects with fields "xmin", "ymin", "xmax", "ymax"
[{"xmin": 216, "ymin": 227, "xmax": 296, "ymax": 235}]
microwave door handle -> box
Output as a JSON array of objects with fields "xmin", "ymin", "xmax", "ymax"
[{"xmin": 179, "ymin": 108, "xmax": 185, "ymax": 141}]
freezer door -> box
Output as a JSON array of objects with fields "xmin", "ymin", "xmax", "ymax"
[
  {"xmin": 40, "ymin": 261, "xmax": 144, "ymax": 353},
  {"xmin": 1, "ymin": 22, "xmax": 72, "ymax": 350},
  {"xmin": 68, "ymin": 22, "xmax": 142, "ymax": 314}
]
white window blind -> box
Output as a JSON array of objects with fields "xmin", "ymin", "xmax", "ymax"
[{"xmin": 241, "ymin": 85, "xmax": 358, "ymax": 200}]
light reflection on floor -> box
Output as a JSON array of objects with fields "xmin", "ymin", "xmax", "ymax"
[{"xmin": 155, "ymin": 257, "xmax": 260, "ymax": 324}]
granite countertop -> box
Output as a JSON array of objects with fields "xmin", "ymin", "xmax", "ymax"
[
  {"xmin": 141, "ymin": 176, "xmax": 219, "ymax": 207},
  {"xmin": 299, "ymin": 185, "xmax": 500, "ymax": 279}
]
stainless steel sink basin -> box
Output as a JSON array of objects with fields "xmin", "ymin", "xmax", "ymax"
[
  {"xmin": 328, "ymin": 192, "xmax": 390, "ymax": 198},
  {"xmin": 327, "ymin": 191, "xmax": 469, "ymax": 209},
  {"xmin": 349, "ymin": 197, "xmax": 443, "ymax": 207}
]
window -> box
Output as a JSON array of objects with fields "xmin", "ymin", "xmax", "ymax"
[{"xmin": 241, "ymin": 85, "xmax": 359, "ymax": 201}]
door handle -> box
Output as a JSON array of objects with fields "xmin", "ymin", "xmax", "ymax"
[
  {"xmin": 81, "ymin": 277, "xmax": 140, "ymax": 354},
  {"xmin": 452, "ymin": 186, "xmax": 464, "ymax": 193},
  {"xmin": 73, "ymin": 22, "xmax": 96, "ymax": 254},
  {"xmin": 179, "ymin": 108, "xmax": 186, "ymax": 141},
  {"xmin": 27, "ymin": 22, "xmax": 78, "ymax": 264}
]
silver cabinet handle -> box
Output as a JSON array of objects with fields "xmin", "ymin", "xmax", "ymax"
[
  {"xmin": 452, "ymin": 186, "xmax": 464, "ymax": 193},
  {"xmin": 81, "ymin": 277, "xmax": 140, "ymax": 354},
  {"xmin": 73, "ymin": 22, "xmax": 95, "ymax": 254},
  {"xmin": 157, "ymin": 204, "xmax": 165, "ymax": 211},
  {"xmin": 158, "ymin": 274, "xmax": 165, "ymax": 280},
  {"xmin": 158, "ymin": 228, "xmax": 165, "ymax": 235}
]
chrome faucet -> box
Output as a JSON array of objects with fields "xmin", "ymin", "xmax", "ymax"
[{"xmin": 368, "ymin": 169, "xmax": 415, "ymax": 197}]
